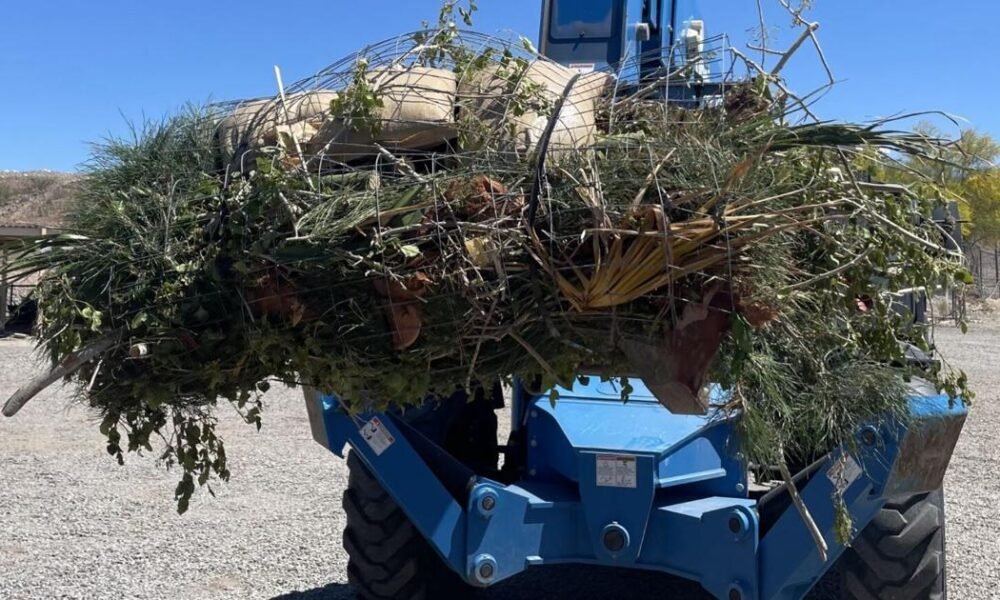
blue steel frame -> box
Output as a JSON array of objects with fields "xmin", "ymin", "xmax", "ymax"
[{"xmin": 308, "ymin": 379, "xmax": 966, "ymax": 600}]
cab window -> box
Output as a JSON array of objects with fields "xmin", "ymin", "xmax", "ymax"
[{"xmin": 550, "ymin": 1, "xmax": 615, "ymax": 40}]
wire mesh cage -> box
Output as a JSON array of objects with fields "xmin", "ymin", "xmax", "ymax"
[
  {"xmin": 2, "ymin": 10, "xmax": 973, "ymax": 518},
  {"xmin": 193, "ymin": 30, "xmax": 796, "ymax": 410},
  {"xmin": 5, "ymin": 27, "xmax": 957, "ymax": 414},
  {"xmin": 213, "ymin": 30, "xmax": 739, "ymax": 170}
]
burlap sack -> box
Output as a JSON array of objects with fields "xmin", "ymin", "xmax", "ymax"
[
  {"xmin": 218, "ymin": 62, "xmax": 597, "ymax": 166},
  {"xmin": 458, "ymin": 60, "xmax": 612, "ymax": 158},
  {"xmin": 217, "ymin": 91, "xmax": 339, "ymax": 160},
  {"xmin": 306, "ymin": 66, "xmax": 458, "ymax": 162}
]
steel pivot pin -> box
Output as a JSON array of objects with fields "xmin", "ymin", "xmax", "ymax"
[
  {"xmin": 601, "ymin": 522, "xmax": 630, "ymax": 555},
  {"xmin": 472, "ymin": 486, "xmax": 499, "ymax": 518},
  {"xmin": 471, "ymin": 554, "xmax": 498, "ymax": 585}
]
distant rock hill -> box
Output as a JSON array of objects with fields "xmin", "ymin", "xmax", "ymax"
[{"xmin": 0, "ymin": 171, "xmax": 78, "ymax": 227}]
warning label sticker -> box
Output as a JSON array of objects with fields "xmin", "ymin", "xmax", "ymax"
[
  {"xmin": 361, "ymin": 417, "xmax": 395, "ymax": 456},
  {"xmin": 827, "ymin": 454, "xmax": 863, "ymax": 492},
  {"xmin": 596, "ymin": 454, "xmax": 637, "ymax": 489}
]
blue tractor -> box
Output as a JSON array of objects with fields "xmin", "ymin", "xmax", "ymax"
[{"xmin": 304, "ymin": 1, "xmax": 967, "ymax": 598}]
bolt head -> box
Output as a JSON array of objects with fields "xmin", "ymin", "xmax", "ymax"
[
  {"xmin": 729, "ymin": 589, "xmax": 742, "ymax": 600},
  {"xmin": 473, "ymin": 487, "xmax": 498, "ymax": 518},
  {"xmin": 478, "ymin": 562, "xmax": 495, "ymax": 579},
  {"xmin": 471, "ymin": 554, "xmax": 498, "ymax": 585},
  {"xmin": 861, "ymin": 428, "xmax": 878, "ymax": 446}
]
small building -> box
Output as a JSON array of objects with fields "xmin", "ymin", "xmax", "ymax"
[{"xmin": 0, "ymin": 223, "xmax": 50, "ymax": 330}]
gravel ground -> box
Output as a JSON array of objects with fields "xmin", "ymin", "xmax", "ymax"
[{"xmin": 0, "ymin": 321, "xmax": 997, "ymax": 599}]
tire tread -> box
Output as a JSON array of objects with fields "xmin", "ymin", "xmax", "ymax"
[
  {"xmin": 840, "ymin": 490, "xmax": 946, "ymax": 600},
  {"xmin": 343, "ymin": 452, "xmax": 475, "ymax": 600}
]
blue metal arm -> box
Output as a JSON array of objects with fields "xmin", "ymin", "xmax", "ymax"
[
  {"xmin": 308, "ymin": 392, "xmax": 469, "ymax": 570},
  {"xmin": 760, "ymin": 392, "xmax": 967, "ymax": 598}
]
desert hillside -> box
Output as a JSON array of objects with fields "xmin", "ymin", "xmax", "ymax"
[{"xmin": 0, "ymin": 171, "xmax": 78, "ymax": 226}]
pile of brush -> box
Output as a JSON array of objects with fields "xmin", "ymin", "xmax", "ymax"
[{"xmin": 3, "ymin": 20, "xmax": 970, "ymax": 516}]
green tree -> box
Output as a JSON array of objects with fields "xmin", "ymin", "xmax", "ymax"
[
  {"xmin": 877, "ymin": 123, "xmax": 1000, "ymax": 244},
  {"xmin": 959, "ymin": 169, "xmax": 1000, "ymax": 244},
  {"xmin": 908, "ymin": 123, "xmax": 999, "ymax": 186}
]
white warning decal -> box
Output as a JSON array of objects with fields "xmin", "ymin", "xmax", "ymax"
[
  {"xmin": 596, "ymin": 454, "xmax": 637, "ymax": 489},
  {"xmin": 361, "ymin": 417, "xmax": 395, "ymax": 456},
  {"xmin": 827, "ymin": 454, "xmax": 863, "ymax": 492},
  {"xmin": 568, "ymin": 63, "xmax": 596, "ymax": 74}
]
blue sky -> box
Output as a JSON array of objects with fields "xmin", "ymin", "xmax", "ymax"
[{"xmin": 2, "ymin": 0, "xmax": 997, "ymax": 172}]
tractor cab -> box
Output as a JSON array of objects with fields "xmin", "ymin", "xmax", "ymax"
[{"xmin": 539, "ymin": 0, "xmax": 723, "ymax": 104}]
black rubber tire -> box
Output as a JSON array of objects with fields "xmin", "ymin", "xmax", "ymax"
[
  {"xmin": 343, "ymin": 451, "xmax": 477, "ymax": 600},
  {"xmin": 840, "ymin": 489, "xmax": 947, "ymax": 599}
]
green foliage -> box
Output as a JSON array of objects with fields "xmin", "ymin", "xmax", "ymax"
[
  {"xmin": 414, "ymin": 0, "xmax": 479, "ymax": 65},
  {"xmin": 5, "ymin": 27, "xmax": 973, "ymax": 516},
  {"xmin": 881, "ymin": 123, "xmax": 1000, "ymax": 245},
  {"xmin": 958, "ymin": 169, "xmax": 1000, "ymax": 245},
  {"xmin": 908, "ymin": 124, "xmax": 999, "ymax": 187},
  {"xmin": 496, "ymin": 50, "xmax": 551, "ymax": 120},
  {"xmin": 833, "ymin": 492, "xmax": 853, "ymax": 545},
  {"xmin": 329, "ymin": 58, "xmax": 385, "ymax": 135}
]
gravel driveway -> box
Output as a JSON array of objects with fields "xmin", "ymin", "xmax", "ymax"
[{"xmin": 0, "ymin": 321, "xmax": 997, "ymax": 599}]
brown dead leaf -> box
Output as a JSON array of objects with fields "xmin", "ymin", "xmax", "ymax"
[{"xmin": 444, "ymin": 175, "xmax": 523, "ymax": 220}]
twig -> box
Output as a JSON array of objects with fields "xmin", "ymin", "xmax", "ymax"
[
  {"xmin": 777, "ymin": 0, "xmax": 810, "ymax": 25},
  {"xmin": 86, "ymin": 358, "xmax": 105, "ymax": 393},
  {"xmin": 277, "ymin": 192, "xmax": 302, "ymax": 239},
  {"xmin": 273, "ymin": 65, "xmax": 315, "ymax": 191},
  {"xmin": 779, "ymin": 449, "xmax": 830, "ymax": 562},
  {"xmin": 4, "ymin": 333, "xmax": 119, "ymax": 417},
  {"xmin": 771, "ymin": 22, "xmax": 820, "ymax": 78},
  {"xmin": 783, "ymin": 247, "xmax": 873, "ymax": 292},
  {"xmin": 373, "ymin": 143, "xmax": 428, "ymax": 183},
  {"xmin": 509, "ymin": 331, "xmax": 568, "ymax": 388},
  {"xmin": 808, "ymin": 29, "xmax": 835, "ymax": 85},
  {"xmin": 747, "ymin": 44, "xmax": 785, "ymax": 56},
  {"xmin": 755, "ymin": 0, "xmax": 768, "ymax": 66},
  {"xmin": 631, "ymin": 150, "xmax": 676, "ymax": 207}
]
